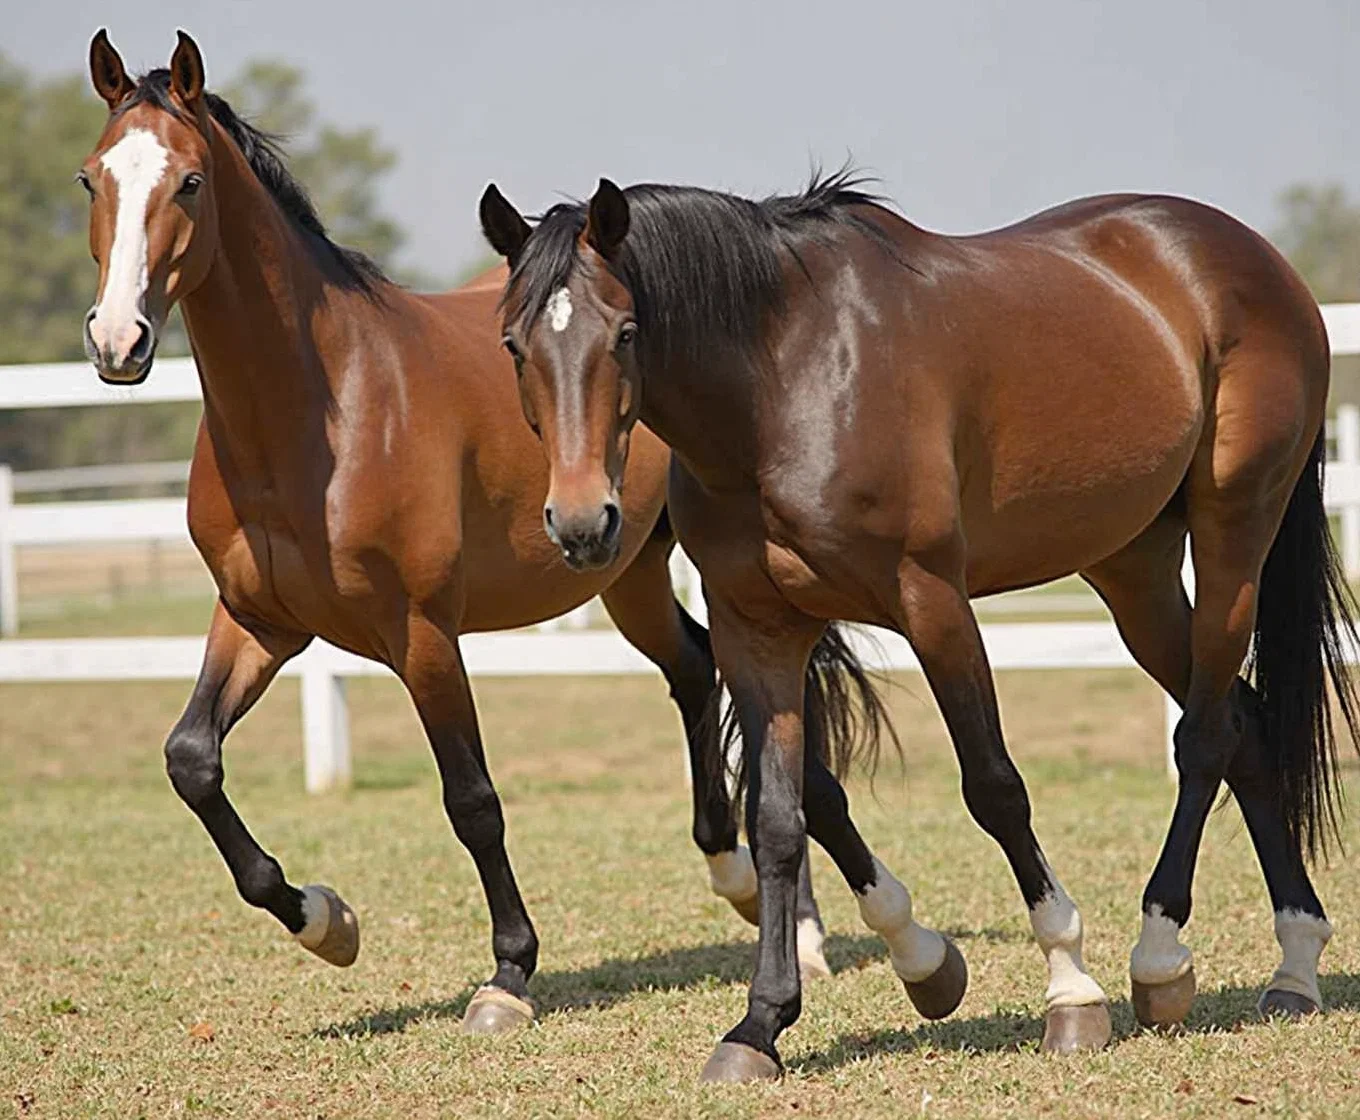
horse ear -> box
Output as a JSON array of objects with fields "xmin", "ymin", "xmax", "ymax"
[
  {"xmin": 480, "ymin": 184, "xmax": 531, "ymax": 264},
  {"xmin": 585, "ymin": 178, "xmax": 630, "ymax": 258},
  {"xmin": 169, "ymin": 30, "xmax": 206, "ymax": 108},
  {"xmin": 89, "ymin": 29, "xmax": 134, "ymax": 110}
]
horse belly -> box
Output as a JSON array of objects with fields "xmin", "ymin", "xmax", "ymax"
[{"xmin": 961, "ymin": 409, "xmax": 1201, "ymax": 595}]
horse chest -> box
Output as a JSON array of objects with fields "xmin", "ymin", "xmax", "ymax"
[{"xmin": 195, "ymin": 497, "xmax": 382, "ymax": 648}]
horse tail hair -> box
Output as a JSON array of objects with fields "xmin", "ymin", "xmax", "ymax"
[
  {"xmin": 720, "ymin": 623, "xmax": 900, "ymax": 806},
  {"xmin": 1249, "ymin": 431, "xmax": 1360, "ymax": 862}
]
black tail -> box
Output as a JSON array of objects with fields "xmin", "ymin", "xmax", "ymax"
[
  {"xmin": 1249, "ymin": 432, "xmax": 1360, "ymax": 861},
  {"xmin": 720, "ymin": 624, "xmax": 900, "ymax": 802}
]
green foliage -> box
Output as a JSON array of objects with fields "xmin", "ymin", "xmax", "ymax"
[
  {"xmin": 0, "ymin": 60, "xmax": 106, "ymax": 365},
  {"xmin": 223, "ymin": 61, "xmax": 403, "ymax": 269},
  {"xmin": 0, "ymin": 54, "xmax": 412, "ymax": 470},
  {"xmin": 1273, "ymin": 183, "xmax": 1360, "ymax": 304}
]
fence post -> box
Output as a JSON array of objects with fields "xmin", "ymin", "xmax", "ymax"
[
  {"xmin": 670, "ymin": 548, "xmax": 707, "ymax": 626},
  {"xmin": 0, "ymin": 465, "xmax": 16, "ymax": 638},
  {"xmin": 1337, "ymin": 405, "xmax": 1360, "ymax": 579},
  {"xmin": 301, "ymin": 658, "xmax": 351, "ymax": 793},
  {"xmin": 1163, "ymin": 538, "xmax": 1197, "ymax": 779}
]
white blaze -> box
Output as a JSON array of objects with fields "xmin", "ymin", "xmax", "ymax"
[
  {"xmin": 547, "ymin": 287, "xmax": 573, "ymax": 332},
  {"xmin": 94, "ymin": 128, "xmax": 169, "ymax": 329}
]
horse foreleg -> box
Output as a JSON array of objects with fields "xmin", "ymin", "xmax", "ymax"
[
  {"xmin": 696, "ymin": 597, "xmax": 819, "ymax": 1083},
  {"xmin": 164, "ymin": 603, "xmax": 356, "ymax": 962},
  {"xmin": 899, "ymin": 546, "xmax": 1111, "ymax": 1053},
  {"xmin": 399, "ymin": 613, "xmax": 539, "ymax": 1035},
  {"xmin": 600, "ymin": 522, "xmax": 829, "ymax": 976}
]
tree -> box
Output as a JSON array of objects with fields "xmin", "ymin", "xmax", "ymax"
[
  {"xmin": 223, "ymin": 62, "xmax": 403, "ymax": 269},
  {"xmin": 0, "ymin": 54, "xmax": 409, "ymax": 470},
  {"xmin": 1272, "ymin": 183, "xmax": 1360, "ymax": 304}
]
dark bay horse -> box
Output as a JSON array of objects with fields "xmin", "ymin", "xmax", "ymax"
[
  {"xmin": 481, "ymin": 172, "xmax": 1360, "ymax": 1079},
  {"xmin": 76, "ymin": 30, "xmax": 854, "ymax": 1032}
]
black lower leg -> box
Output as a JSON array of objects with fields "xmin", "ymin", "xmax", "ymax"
[
  {"xmin": 443, "ymin": 777, "xmax": 539, "ymax": 999},
  {"xmin": 1141, "ymin": 701, "xmax": 1235, "ymax": 924},
  {"xmin": 1224, "ymin": 682, "xmax": 1324, "ymax": 918},
  {"xmin": 959, "ymin": 754, "xmax": 1051, "ymax": 908},
  {"xmin": 724, "ymin": 758, "xmax": 805, "ymax": 1060},
  {"xmin": 668, "ymin": 606, "xmax": 739, "ymax": 855},
  {"xmin": 802, "ymin": 753, "xmax": 875, "ymax": 891},
  {"xmin": 165, "ymin": 707, "xmax": 306, "ymax": 932}
]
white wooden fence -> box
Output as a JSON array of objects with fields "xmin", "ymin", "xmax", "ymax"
[{"xmin": 3, "ymin": 303, "xmax": 1360, "ymax": 789}]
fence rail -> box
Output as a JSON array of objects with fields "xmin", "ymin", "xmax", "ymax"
[{"xmin": 4, "ymin": 304, "xmax": 1360, "ymax": 788}]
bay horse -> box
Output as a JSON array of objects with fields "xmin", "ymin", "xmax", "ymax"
[
  {"xmin": 76, "ymin": 29, "xmax": 859, "ymax": 1032},
  {"xmin": 481, "ymin": 171, "xmax": 1360, "ymax": 1079}
]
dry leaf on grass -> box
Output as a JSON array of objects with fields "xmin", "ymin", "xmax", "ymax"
[{"xmin": 188, "ymin": 1021, "xmax": 216, "ymax": 1043}]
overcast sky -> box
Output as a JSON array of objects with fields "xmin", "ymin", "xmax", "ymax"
[{"xmin": 12, "ymin": 0, "xmax": 1360, "ymax": 281}]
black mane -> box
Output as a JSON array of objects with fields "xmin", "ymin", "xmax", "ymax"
[
  {"xmin": 119, "ymin": 70, "xmax": 386, "ymax": 295},
  {"xmin": 504, "ymin": 168, "xmax": 899, "ymax": 366}
]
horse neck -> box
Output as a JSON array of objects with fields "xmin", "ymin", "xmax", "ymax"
[
  {"xmin": 180, "ymin": 124, "xmax": 369, "ymax": 480},
  {"xmin": 642, "ymin": 348, "xmax": 762, "ymax": 485}
]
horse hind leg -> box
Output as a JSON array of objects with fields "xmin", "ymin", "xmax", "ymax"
[
  {"xmin": 601, "ymin": 516, "xmax": 832, "ymax": 978},
  {"xmin": 1082, "ymin": 515, "xmax": 1200, "ymax": 1026},
  {"xmin": 1099, "ymin": 362, "xmax": 1333, "ymax": 1027}
]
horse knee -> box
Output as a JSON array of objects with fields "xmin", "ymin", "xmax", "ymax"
[
  {"xmin": 962, "ymin": 761, "xmax": 1031, "ymax": 843},
  {"xmin": 444, "ymin": 782, "xmax": 505, "ymax": 853},
  {"xmin": 751, "ymin": 799, "xmax": 805, "ymax": 877},
  {"xmin": 164, "ymin": 723, "xmax": 222, "ymax": 808}
]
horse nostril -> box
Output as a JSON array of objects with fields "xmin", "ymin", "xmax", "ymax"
[
  {"xmin": 129, "ymin": 319, "xmax": 154, "ymax": 364},
  {"xmin": 601, "ymin": 501, "xmax": 621, "ymax": 544},
  {"xmin": 543, "ymin": 505, "xmax": 556, "ymax": 533},
  {"xmin": 82, "ymin": 311, "xmax": 98, "ymax": 361}
]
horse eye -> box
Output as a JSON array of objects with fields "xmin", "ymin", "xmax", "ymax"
[
  {"xmin": 178, "ymin": 173, "xmax": 204, "ymax": 197},
  {"xmin": 75, "ymin": 171, "xmax": 94, "ymax": 197},
  {"xmin": 616, "ymin": 323, "xmax": 638, "ymax": 348},
  {"xmin": 502, "ymin": 335, "xmax": 522, "ymax": 361}
]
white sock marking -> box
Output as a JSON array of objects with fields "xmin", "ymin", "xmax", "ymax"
[
  {"xmin": 295, "ymin": 885, "xmax": 331, "ymax": 950},
  {"xmin": 796, "ymin": 916, "xmax": 829, "ymax": 975},
  {"xmin": 706, "ymin": 846, "xmax": 757, "ymax": 904},
  {"xmin": 94, "ymin": 128, "xmax": 168, "ymax": 336},
  {"xmin": 547, "ymin": 287, "xmax": 573, "ymax": 332},
  {"xmin": 1267, "ymin": 909, "xmax": 1331, "ymax": 1007},
  {"xmin": 856, "ymin": 856, "xmax": 946, "ymax": 982},
  {"xmin": 1129, "ymin": 903, "xmax": 1193, "ymax": 986},
  {"xmin": 1028, "ymin": 871, "xmax": 1107, "ymax": 1007}
]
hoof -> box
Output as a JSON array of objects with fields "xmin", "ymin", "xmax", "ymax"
[
  {"xmin": 1042, "ymin": 1002, "xmax": 1113, "ymax": 1054},
  {"xmin": 1258, "ymin": 988, "xmax": 1320, "ymax": 1019},
  {"xmin": 903, "ymin": 937, "xmax": 968, "ymax": 1020},
  {"xmin": 461, "ymin": 986, "xmax": 536, "ymax": 1035},
  {"xmin": 699, "ymin": 1042, "xmax": 781, "ymax": 1084},
  {"xmin": 1132, "ymin": 965, "xmax": 1196, "ymax": 1029},
  {"xmin": 295, "ymin": 885, "xmax": 359, "ymax": 967}
]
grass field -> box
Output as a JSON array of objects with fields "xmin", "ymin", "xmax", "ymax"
[{"xmin": 4, "ymin": 668, "xmax": 1360, "ymax": 1118}]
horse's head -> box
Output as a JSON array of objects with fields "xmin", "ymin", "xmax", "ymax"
[
  {"xmin": 481, "ymin": 179, "xmax": 639, "ymax": 571},
  {"xmin": 81, "ymin": 30, "xmax": 217, "ymax": 384}
]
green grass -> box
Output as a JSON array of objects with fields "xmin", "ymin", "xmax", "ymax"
[{"xmin": 3, "ymin": 670, "xmax": 1360, "ymax": 1118}]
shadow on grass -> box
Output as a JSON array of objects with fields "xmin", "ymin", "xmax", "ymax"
[
  {"xmin": 795, "ymin": 972, "xmax": 1360, "ymax": 1073},
  {"xmin": 314, "ymin": 932, "xmax": 888, "ymax": 1040}
]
